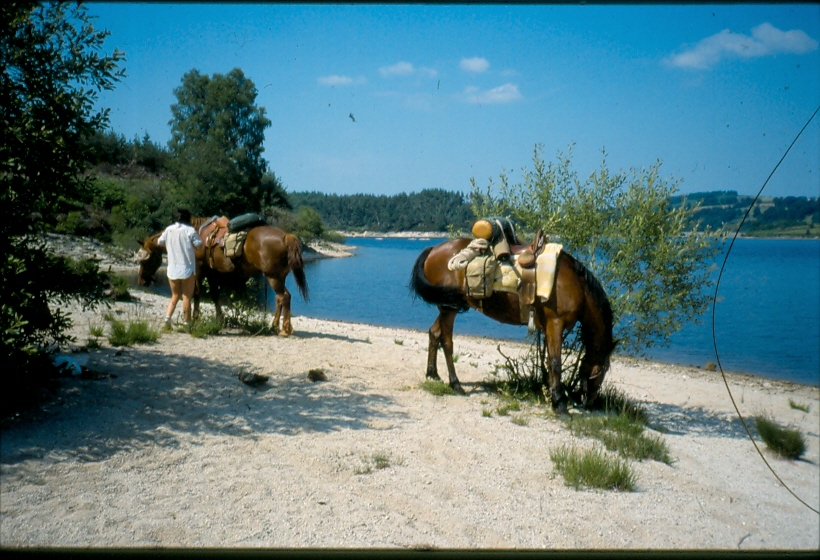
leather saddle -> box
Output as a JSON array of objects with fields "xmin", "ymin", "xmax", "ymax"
[{"xmin": 197, "ymin": 216, "xmax": 235, "ymax": 273}]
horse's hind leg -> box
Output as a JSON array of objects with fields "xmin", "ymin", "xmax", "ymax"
[
  {"xmin": 544, "ymin": 318, "xmax": 568, "ymax": 413},
  {"xmin": 265, "ymin": 276, "xmax": 292, "ymax": 336},
  {"xmin": 428, "ymin": 308, "xmax": 464, "ymax": 394}
]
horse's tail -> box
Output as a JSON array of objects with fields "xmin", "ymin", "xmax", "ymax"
[
  {"xmin": 284, "ymin": 233, "xmax": 309, "ymax": 302},
  {"xmin": 409, "ymin": 246, "xmax": 470, "ymax": 312}
]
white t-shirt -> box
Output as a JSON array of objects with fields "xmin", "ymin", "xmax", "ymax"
[{"xmin": 158, "ymin": 222, "xmax": 203, "ymax": 280}]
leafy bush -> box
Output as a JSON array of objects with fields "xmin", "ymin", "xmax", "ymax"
[{"xmin": 470, "ymin": 144, "xmax": 721, "ymax": 357}]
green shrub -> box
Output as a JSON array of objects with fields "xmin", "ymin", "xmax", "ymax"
[
  {"xmin": 550, "ymin": 445, "xmax": 636, "ymax": 491},
  {"xmin": 590, "ymin": 384, "xmax": 648, "ymax": 424},
  {"xmin": 755, "ymin": 413, "xmax": 806, "ymax": 460},
  {"xmin": 788, "ymin": 399, "xmax": 810, "ymax": 413},
  {"xmin": 420, "ymin": 380, "xmax": 455, "ymax": 396},
  {"xmin": 108, "ymin": 318, "xmax": 159, "ymax": 346},
  {"xmin": 189, "ymin": 313, "xmax": 223, "ymax": 338},
  {"xmin": 567, "ymin": 413, "xmax": 673, "ymax": 464}
]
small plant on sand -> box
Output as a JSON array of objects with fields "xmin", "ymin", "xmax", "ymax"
[
  {"xmin": 105, "ymin": 273, "xmax": 132, "ymax": 301},
  {"xmin": 189, "ymin": 313, "xmax": 223, "ymax": 338},
  {"xmin": 788, "ymin": 399, "xmax": 810, "ymax": 413},
  {"xmin": 88, "ymin": 322, "xmax": 105, "ymax": 338},
  {"xmin": 355, "ymin": 452, "xmax": 398, "ymax": 474},
  {"xmin": 550, "ymin": 444, "xmax": 636, "ymax": 491},
  {"xmin": 567, "ymin": 413, "xmax": 673, "ymax": 465},
  {"xmin": 588, "ymin": 384, "xmax": 649, "ymax": 424},
  {"xmin": 754, "ymin": 413, "xmax": 806, "ymax": 460},
  {"xmin": 107, "ymin": 315, "xmax": 159, "ymax": 346},
  {"xmin": 394, "ymin": 338, "xmax": 404, "ymax": 345},
  {"xmin": 511, "ymin": 415, "xmax": 529, "ymax": 426},
  {"xmin": 482, "ymin": 408, "xmax": 493, "ymax": 417},
  {"xmin": 420, "ymin": 379, "xmax": 455, "ymax": 396}
]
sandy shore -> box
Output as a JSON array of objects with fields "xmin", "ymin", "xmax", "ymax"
[
  {"xmin": 1, "ymin": 236, "xmax": 818, "ymax": 549},
  {"xmin": 1, "ymin": 288, "xmax": 818, "ymax": 550}
]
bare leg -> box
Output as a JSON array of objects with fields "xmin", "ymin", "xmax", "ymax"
[
  {"xmin": 180, "ymin": 275, "xmax": 196, "ymax": 323},
  {"xmin": 166, "ymin": 278, "xmax": 183, "ymax": 322}
]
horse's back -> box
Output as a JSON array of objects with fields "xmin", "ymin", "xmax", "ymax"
[{"xmin": 422, "ymin": 238, "xmax": 471, "ymax": 285}]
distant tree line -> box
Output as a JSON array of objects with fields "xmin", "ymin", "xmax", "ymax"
[
  {"xmin": 671, "ymin": 191, "xmax": 820, "ymax": 234},
  {"xmin": 287, "ymin": 190, "xmax": 475, "ymax": 233}
]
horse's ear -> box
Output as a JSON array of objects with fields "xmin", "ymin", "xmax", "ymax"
[{"xmin": 136, "ymin": 238, "xmax": 144, "ymax": 246}]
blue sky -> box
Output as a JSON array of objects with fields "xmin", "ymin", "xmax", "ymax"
[{"xmin": 89, "ymin": 3, "xmax": 820, "ymax": 198}]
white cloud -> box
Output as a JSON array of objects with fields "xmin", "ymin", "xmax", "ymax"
[
  {"xmin": 666, "ymin": 22, "xmax": 818, "ymax": 70},
  {"xmin": 460, "ymin": 56, "xmax": 490, "ymax": 73},
  {"xmin": 318, "ymin": 75, "xmax": 353, "ymax": 86},
  {"xmin": 463, "ymin": 83, "xmax": 522, "ymax": 105},
  {"xmin": 379, "ymin": 61, "xmax": 415, "ymax": 77}
]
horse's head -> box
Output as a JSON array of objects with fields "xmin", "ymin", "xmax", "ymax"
[{"xmin": 134, "ymin": 237, "xmax": 163, "ymax": 286}]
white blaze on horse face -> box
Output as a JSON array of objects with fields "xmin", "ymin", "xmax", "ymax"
[{"xmin": 134, "ymin": 249, "xmax": 151, "ymax": 263}]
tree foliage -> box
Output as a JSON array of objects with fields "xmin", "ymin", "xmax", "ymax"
[
  {"xmin": 470, "ymin": 145, "xmax": 721, "ymax": 356},
  {"xmin": 288, "ymin": 189, "xmax": 475, "ymax": 232},
  {"xmin": 1, "ymin": 1, "xmax": 124, "ymax": 403},
  {"xmin": 168, "ymin": 68, "xmax": 272, "ymax": 217}
]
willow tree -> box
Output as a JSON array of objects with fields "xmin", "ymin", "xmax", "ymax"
[
  {"xmin": 167, "ymin": 68, "xmax": 272, "ymax": 217},
  {"xmin": 470, "ymin": 144, "xmax": 720, "ymax": 356}
]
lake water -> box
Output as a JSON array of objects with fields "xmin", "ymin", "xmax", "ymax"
[{"xmin": 278, "ymin": 237, "xmax": 819, "ymax": 387}]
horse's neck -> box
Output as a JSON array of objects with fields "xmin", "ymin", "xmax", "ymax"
[
  {"xmin": 191, "ymin": 216, "xmax": 211, "ymax": 231},
  {"xmin": 147, "ymin": 232, "xmax": 164, "ymax": 252}
]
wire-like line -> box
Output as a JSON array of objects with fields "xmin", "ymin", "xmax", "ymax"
[{"xmin": 711, "ymin": 105, "xmax": 820, "ymax": 515}]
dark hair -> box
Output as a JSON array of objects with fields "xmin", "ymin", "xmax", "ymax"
[{"xmin": 175, "ymin": 208, "xmax": 192, "ymax": 224}]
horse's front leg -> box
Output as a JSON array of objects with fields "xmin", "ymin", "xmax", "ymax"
[
  {"xmin": 426, "ymin": 314, "xmax": 444, "ymax": 381},
  {"xmin": 544, "ymin": 318, "xmax": 568, "ymax": 413},
  {"xmin": 435, "ymin": 308, "xmax": 464, "ymax": 394},
  {"xmin": 192, "ymin": 279, "xmax": 201, "ymax": 321},
  {"xmin": 209, "ymin": 278, "xmax": 224, "ymax": 323}
]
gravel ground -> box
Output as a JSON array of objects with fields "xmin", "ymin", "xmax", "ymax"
[{"xmin": 1, "ymin": 236, "xmax": 817, "ymax": 549}]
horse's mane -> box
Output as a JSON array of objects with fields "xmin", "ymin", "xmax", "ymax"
[{"xmin": 568, "ymin": 252, "xmax": 615, "ymax": 354}]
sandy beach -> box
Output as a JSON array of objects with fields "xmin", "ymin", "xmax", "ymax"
[{"xmin": 1, "ymin": 237, "xmax": 818, "ymax": 549}]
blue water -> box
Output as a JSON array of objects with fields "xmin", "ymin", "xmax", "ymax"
[{"xmin": 278, "ymin": 237, "xmax": 819, "ymax": 387}]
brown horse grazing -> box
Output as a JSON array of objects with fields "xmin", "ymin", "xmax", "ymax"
[
  {"xmin": 135, "ymin": 217, "xmax": 308, "ymax": 335},
  {"xmin": 410, "ymin": 238, "xmax": 615, "ymax": 412}
]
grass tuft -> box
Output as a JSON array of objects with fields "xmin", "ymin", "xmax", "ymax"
[
  {"xmin": 566, "ymin": 414, "xmax": 673, "ymax": 465},
  {"xmin": 550, "ymin": 445, "xmax": 636, "ymax": 491},
  {"xmin": 788, "ymin": 399, "xmax": 810, "ymax": 413},
  {"xmin": 420, "ymin": 379, "xmax": 455, "ymax": 396},
  {"xmin": 754, "ymin": 413, "xmax": 806, "ymax": 460},
  {"xmin": 189, "ymin": 313, "xmax": 223, "ymax": 338},
  {"xmin": 107, "ymin": 318, "xmax": 159, "ymax": 346},
  {"xmin": 590, "ymin": 384, "xmax": 648, "ymax": 424},
  {"xmin": 355, "ymin": 452, "xmax": 398, "ymax": 474}
]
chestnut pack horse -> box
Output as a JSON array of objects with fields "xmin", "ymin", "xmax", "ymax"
[
  {"xmin": 135, "ymin": 217, "xmax": 309, "ymax": 335},
  {"xmin": 410, "ymin": 238, "xmax": 615, "ymax": 411}
]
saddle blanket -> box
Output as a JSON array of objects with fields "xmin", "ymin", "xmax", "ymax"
[{"xmin": 492, "ymin": 243, "xmax": 563, "ymax": 300}]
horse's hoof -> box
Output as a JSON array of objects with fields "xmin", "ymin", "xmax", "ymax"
[
  {"xmin": 553, "ymin": 401, "xmax": 569, "ymax": 415},
  {"xmin": 451, "ymin": 383, "xmax": 466, "ymax": 395},
  {"xmin": 426, "ymin": 372, "xmax": 442, "ymax": 381}
]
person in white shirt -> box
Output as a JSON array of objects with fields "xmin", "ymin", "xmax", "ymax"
[{"xmin": 157, "ymin": 208, "xmax": 203, "ymax": 328}]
